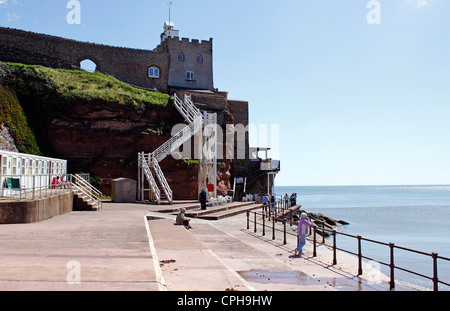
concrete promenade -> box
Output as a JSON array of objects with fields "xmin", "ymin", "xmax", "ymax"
[{"xmin": 0, "ymin": 201, "xmax": 400, "ymax": 291}]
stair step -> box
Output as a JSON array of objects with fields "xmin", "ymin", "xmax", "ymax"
[
  {"xmin": 184, "ymin": 202, "xmax": 260, "ymax": 219},
  {"xmin": 197, "ymin": 203, "xmax": 264, "ymax": 220},
  {"xmin": 156, "ymin": 204, "xmax": 199, "ymax": 213}
]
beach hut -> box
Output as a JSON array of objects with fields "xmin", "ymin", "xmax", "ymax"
[{"xmin": 0, "ymin": 150, "xmax": 67, "ymax": 198}]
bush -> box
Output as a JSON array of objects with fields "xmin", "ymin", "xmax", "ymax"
[{"xmin": 0, "ymin": 85, "xmax": 41, "ymax": 155}]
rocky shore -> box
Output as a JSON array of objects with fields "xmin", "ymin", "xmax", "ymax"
[{"xmin": 294, "ymin": 209, "xmax": 350, "ymax": 237}]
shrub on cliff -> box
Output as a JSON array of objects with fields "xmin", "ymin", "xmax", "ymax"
[{"xmin": 0, "ymin": 84, "xmax": 41, "ymax": 155}]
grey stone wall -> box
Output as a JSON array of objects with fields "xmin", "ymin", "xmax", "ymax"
[{"xmin": 156, "ymin": 37, "xmax": 214, "ymax": 91}]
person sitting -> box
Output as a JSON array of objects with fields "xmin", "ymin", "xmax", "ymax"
[
  {"xmin": 57, "ymin": 175, "xmax": 68, "ymax": 189},
  {"xmin": 51, "ymin": 177, "xmax": 58, "ymax": 189},
  {"xmin": 175, "ymin": 208, "xmax": 192, "ymax": 229}
]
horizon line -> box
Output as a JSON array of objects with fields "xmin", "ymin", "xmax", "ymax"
[{"xmin": 275, "ymin": 184, "xmax": 450, "ymax": 187}]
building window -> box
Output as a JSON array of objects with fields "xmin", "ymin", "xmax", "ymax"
[
  {"xmin": 178, "ymin": 52, "xmax": 185, "ymax": 61},
  {"xmin": 186, "ymin": 71, "xmax": 195, "ymax": 81},
  {"xmin": 197, "ymin": 55, "xmax": 203, "ymax": 63},
  {"xmin": 148, "ymin": 66, "xmax": 160, "ymax": 78}
]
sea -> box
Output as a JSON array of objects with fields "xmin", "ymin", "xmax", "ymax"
[{"xmin": 275, "ymin": 185, "xmax": 450, "ymax": 291}]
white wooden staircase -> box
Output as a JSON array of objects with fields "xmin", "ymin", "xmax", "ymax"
[{"xmin": 139, "ymin": 94, "xmax": 203, "ymax": 204}]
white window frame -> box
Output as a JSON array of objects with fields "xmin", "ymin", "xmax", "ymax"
[
  {"xmin": 186, "ymin": 71, "xmax": 195, "ymax": 81},
  {"xmin": 148, "ymin": 66, "xmax": 160, "ymax": 79}
]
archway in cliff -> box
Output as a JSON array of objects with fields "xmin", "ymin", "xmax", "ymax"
[{"xmin": 80, "ymin": 59, "xmax": 97, "ymax": 73}]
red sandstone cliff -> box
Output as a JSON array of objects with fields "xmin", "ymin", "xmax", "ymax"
[{"xmin": 0, "ymin": 62, "xmax": 233, "ymax": 200}]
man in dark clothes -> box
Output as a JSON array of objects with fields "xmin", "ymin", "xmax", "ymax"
[{"xmin": 199, "ymin": 188, "xmax": 207, "ymax": 210}]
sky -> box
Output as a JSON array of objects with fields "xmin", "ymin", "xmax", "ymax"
[{"xmin": 1, "ymin": 0, "xmax": 450, "ymax": 186}]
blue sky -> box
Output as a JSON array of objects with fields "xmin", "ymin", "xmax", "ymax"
[{"xmin": 1, "ymin": 0, "xmax": 450, "ymax": 186}]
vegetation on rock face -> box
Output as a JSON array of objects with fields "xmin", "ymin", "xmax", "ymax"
[
  {"xmin": 0, "ymin": 62, "xmax": 172, "ymax": 157},
  {"xmin": 0, "ymin": 84, "xmax": 41, "ymax": 155}
]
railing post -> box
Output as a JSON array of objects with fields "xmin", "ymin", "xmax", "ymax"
[
  {"xmin": 254, "ymin": 212, "xmax": 257, "ymax": 233},
  {"xmin": 389, "ymin": 243, "xmax": 395, "ymax": 291},
  {"xmin": 357, "ymin": 235, "xmax": 363, "ymax": 276},
  {"xmin": 272, "ymin": 217, "xmax": 275, "ymax": 240},
  {"xmin": 283, "ymin": 219, "xmax": 287, "ymax": 245},
  {"xmin": 432, "ymin": 253, "xmax": 439, "ymax": 292},
  {"xmin": 322, "ymin": 221, "xmax": 325, "ymax": 244},
  {"xmin": 332, "ymin": 230, "xmax": 337, "ymax": 265},
  {"xmin": 313, "ymin": 226, "xmax": 317, "ymax": 257},
  {"xmin": 246, "ymin": 211, "xmax": 249, "ymax": 230},
  {"xmin": 262, "ymin": 213, "xmax": 266, "ymax": 236},
  {"xmin": 32, "ymin": 176, "xmax": 35, "ymax": 200}
]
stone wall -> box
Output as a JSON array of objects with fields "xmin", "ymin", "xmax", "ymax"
[
  {"xmin": 156, "ymin": 37, "xmax": 214, "ymax": 90},
  {"xmin": 0, "ymin": 191, "xmax": 73, "ymax": 224},
  {"xmin": 0, "ymin": 27, "xmax": 170, "ymax": 92}
]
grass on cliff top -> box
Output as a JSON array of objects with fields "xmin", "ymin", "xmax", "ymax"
[{"xmin": 6, "ymin": 63, "xmax": 171, "ymax": 108}]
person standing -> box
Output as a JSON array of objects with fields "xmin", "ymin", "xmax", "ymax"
[
  {"xmin": 262, "ymin": 194, "xmax": 269, "ymax": 214},
  {"xmin": 270, "ymin": 195, "xmax": 276, "ymax": 215},
  {"xmin": 295, "ymin": 213, "xmax": 311, "ymax": 256},
  {"xmin": 283, "ymin": 193, "xmax": 289, "ymax": 208},
  {"xmin": 199, "ymin": 188, "xmax": 207, "ymax": 211}
]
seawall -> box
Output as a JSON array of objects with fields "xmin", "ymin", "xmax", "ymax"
[{"xmin": 0, "ymin": 192, "xmax": 73, "ymax": 224}]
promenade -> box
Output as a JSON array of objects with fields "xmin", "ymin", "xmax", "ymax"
[{"xmin": 0, "ymin": 201, "xmax": 401, "ymax": 291}]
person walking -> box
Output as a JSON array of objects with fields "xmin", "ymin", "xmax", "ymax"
[
  {"xmin": 199, "ymin": 188, "xmax": 207, "ymax": 211},
  {"xmin": 295, "ymin": 213, "xmax": 311, "ymax": 256}
]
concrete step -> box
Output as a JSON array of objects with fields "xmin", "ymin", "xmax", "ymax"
[
  {"xmin": 185, "ymin": 202, "xmax": 257, "ymax": 218},
  {"xmin": 195, "ymin": 203, "xmax": 264, "ymax": 220},
  {"xmin": 73, "ymin": 193, "xmax": 97, "ymax": 212},
  {"xmin": 156, "ymin": 204, "xmax": 199, "ymax": 213}
]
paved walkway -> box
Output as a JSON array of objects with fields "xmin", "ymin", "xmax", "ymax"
[{"xmin": 0, "ymin": 201, "xmax": 403, "ymax": 291}]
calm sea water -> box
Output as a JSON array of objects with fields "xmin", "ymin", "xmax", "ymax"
[{"xmin": 275, "ymin": 185, "xmax": 450, "ymax": 291}]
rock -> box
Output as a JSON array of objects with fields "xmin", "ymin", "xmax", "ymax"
[
  {"xmin": 296, "ymin": 209, "xmax": 349, "ymax": 236},
  {"xmin": 322, "ymin": 216, "xmax": 337, "ymax": 226}
]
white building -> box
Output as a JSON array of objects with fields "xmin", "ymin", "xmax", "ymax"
[{"xmin": 0, "ymin": 150, "xmax": 67, "ymax": 198}]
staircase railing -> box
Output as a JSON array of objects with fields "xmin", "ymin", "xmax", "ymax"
[
  {"xmin": 139, "ymin": 94, "xmax": 204, "ymax": 204},
  {"xmin": 139, "ymin": 152, "xmax": 161, "ymax": 204},
  {"xmin": 174, "ymin": 94, "xmax": 203, "ymax": 125},
  {"xmin": 68, "ymin": 173, "xmax": 102, "ymax": 210},
  {"xmin": 152, "ymin": 122, "xmax": 197, "ymax": 163},
  {"xmin": 150, "ymin": 156, "xmax": 173, "ymax": 204}
]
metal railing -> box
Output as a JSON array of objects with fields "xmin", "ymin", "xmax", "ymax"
[
  {"xmin": 68, "ymin": 174, "xmax": 103, "ymax": 210},
  {"xmin": 1, "ymin": 174, "xmax": 72, "ymax": 201},
  {"xmin": 246, "ymin": 209, "xmax": 450, "ymax": 291},
  {"xmin": 1, "ymin": 173, "xmax": 102, "ymax": 211},
  {"xmin": 139, "ymin": 152, "xmax": 161, "ymax": 204},
  {"xmin": 173, "ymin": 94, "xmax": 203, "ymax": 125},
  {"xmin": 138, "ymin": 94, "xmax": 203, "ymax": 204},
  {"xmin": 150, "ymin": 157, "xmax": 172, "ymax": 204}
]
